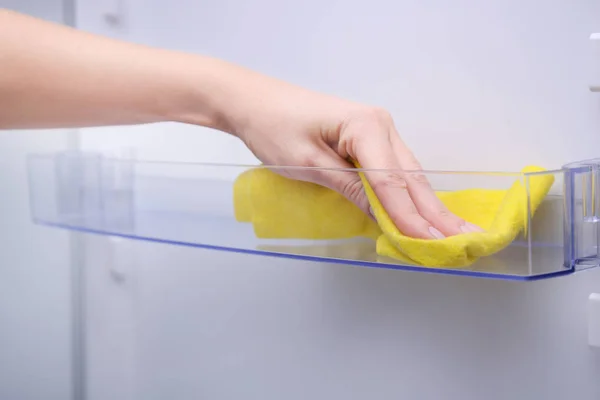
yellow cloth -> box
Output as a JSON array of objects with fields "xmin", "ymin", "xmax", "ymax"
[{"xmin": 233, "ymin": 165, "xmax": 554, "ymax": 268}]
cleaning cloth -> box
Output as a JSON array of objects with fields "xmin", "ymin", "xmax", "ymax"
[{"xmin": 233, "ymin": 165, "xmax": 554, "ymax": 268}]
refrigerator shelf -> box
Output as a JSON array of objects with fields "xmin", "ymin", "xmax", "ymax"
[{"xmin": 26, "ymin": 151, "xmax": 600, "ymax": 281}]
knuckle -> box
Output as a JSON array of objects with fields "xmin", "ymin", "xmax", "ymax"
[
  {"xmin": 435, "ymin": 208, "xmax": 464, "ymax": 227},
  {"xmin": 436, "ymin": 207, "xmax": 463, "ymax": 224},
  {"xmin": 341, "ymin": 176, "xmax": 364, "ymax": 203},
  {"xmin": 408, "ymin": 172, "xmax": 430, "ymax": 185},
  {"xmin": 437, "ymin": 207, "xmax": 452, "ymax": 218},
  {"xmin": 422, "ymin": 204, "xmax": 461, "ymax": 222},
  {"xmin": 406, "ymin": 203, "xmax": 420, "ymax": 217},
  {"xmin": 372, "ymin": 172, "xmax": 408, "ymax": 192},
  {"xmin": 347, "ymin": 106, "xmax": 394, "ymax": 130},
  {"xmin": 297, "ymin": 150, "xmax": 320, "ymax": 168},
  {"xmin": 450, "ymin": 215, "xmax": 466, "ymax": 226},
  {"xmin": 364, "ymin": 106, "xmax": 393, "ymax": 123}
]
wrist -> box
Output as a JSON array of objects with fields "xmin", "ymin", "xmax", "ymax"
[{"xmin": 164, "ymin": 53, "xmax": 265, "ymax": 137}]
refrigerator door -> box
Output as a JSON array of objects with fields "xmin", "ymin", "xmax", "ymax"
[{"xmin": 71, "ymin": 1, "xmax": 600, "ymax": 399}]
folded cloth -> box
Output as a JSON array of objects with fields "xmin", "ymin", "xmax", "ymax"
[{"xmin": 233, "ymin": 165, "xmax": 554, "ymax": 268}]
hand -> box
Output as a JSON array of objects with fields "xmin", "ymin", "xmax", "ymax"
[
  {"xmin": 234, "ymin": 86, "xmax": 483, "ymax": 239},
  {"xmin": 0, "ymin": 10, "xmax": 479, "ymax": 239}
]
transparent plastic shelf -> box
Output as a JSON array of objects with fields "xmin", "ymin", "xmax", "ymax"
[{"xmin": 26, "ymin": 151, "xmax": 600, "ymax": 280}]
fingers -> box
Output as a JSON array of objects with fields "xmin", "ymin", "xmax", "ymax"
[
  {"xmin": 340, "ymin": 110, "xmax": 483, "ymax": 239},
  {"xmin": 339, "ymin": 114, "xmax": 441, "ymax": 239},
  {"xmin": 288, "ymin": 146, "xmax": 372, "ymax": 218},
  {"xmin": 282, "ymin": 107, "xmax": 482, "ymax": 239},
  {"xmin": 389, "ymin": 132, "xmax": 483, "ymax": 236},
  {"xmin": 351, "ymin": 133, "xmax": 444, "ymax": 239}
]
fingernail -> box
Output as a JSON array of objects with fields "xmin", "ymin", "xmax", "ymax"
[
  {"xmin": 429, "ymin": 226, "xmax": 445, "ymax": 239},
  {"xmin": 369, "ymin": 206, "xmax": 376, "ymax": 218}
]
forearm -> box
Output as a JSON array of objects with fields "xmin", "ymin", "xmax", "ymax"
[{"xmin": 0, "ymin": 9, "xmax": 268, "ymax": 133}]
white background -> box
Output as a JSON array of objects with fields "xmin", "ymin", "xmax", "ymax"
[
  {"xmin": 4, "ymin": 0, "xmax": 600, "ymax": 399},
  {"xmin": 0, "ymin": 1, "xmax": 73, "ymax": 400},
  {"xmin": 77, "ymin": 0, "xmax": 600, "ymax": 399}
]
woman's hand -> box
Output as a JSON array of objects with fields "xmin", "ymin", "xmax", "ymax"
[
  {"xmin": 0, "ymin": 9, "xmax": 481, "ymax": 238},
  {"xmin": 231, "ymin": 85, "xmax": 482, "ymax": 239}
]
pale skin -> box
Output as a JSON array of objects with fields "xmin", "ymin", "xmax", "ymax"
[{"xmin": 0, "ymin": 9, "xmax": 482, "ymax": 239}]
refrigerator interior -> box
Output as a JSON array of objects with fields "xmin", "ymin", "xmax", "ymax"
[{"xmin": 34, "ymin": 0, "xmax": 600, "ymax": 398}]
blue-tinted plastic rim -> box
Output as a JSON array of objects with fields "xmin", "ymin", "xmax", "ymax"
[{"xmin": 35, "ymin": 220, "xmax": 575, "ymax": 282}]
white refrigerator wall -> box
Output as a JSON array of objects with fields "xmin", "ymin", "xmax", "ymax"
[
  {"xmin": 0, "ymin": 2, "xmax": 73, "ymax": 400},
  {"xmin": 77, "ymin": 1, "xmax": 600, "ymax": 399},
  {"xmin": 79, "ymin": 0, "xmax": 600, "ymax": 170}
]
